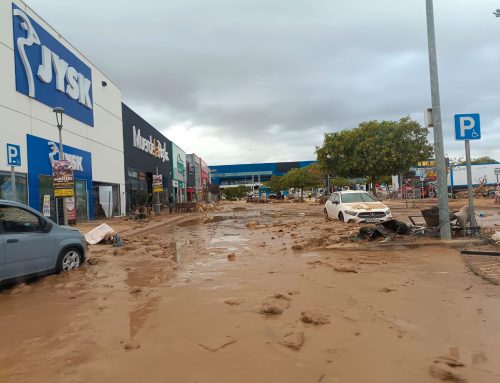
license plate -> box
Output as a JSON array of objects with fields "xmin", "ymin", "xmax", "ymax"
[{"xmin": 365, "ymin": 218, "xmax": 379, "ymax": 223}]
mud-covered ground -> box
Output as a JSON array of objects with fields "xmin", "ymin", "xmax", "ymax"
[{"xmin": 1, "ymin": 200, "xmax": 500, "ymax": 383}]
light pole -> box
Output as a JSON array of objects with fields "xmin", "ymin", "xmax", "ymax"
[
  {"xmin": 425, "ymin": 0, "xmax": 451, "ymax": 240},
  {"xmin": 53, "ymin": 107, "xmax": 68, "ymax": 226}
]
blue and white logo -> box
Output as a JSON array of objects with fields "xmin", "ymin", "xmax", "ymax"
[
  {"xmin": 6, "ymin": 143, "xmax": 21, "ymax": 166},
  {"xmin": 12, "ymin": 4, "xmax": 94, "ymax": 126},
  {"xmin": 454, "ymin": 113, "xmax": 480, "ymax": 141}
]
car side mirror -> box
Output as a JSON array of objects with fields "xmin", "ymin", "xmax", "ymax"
[{"xmin": 42, "ymin": 220, "xmax": 52, "ymax": 232}]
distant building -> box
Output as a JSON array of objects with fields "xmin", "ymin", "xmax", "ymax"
[{"xmin": 209, "ymin": 161, "xmax": 316, "ymax": 190}]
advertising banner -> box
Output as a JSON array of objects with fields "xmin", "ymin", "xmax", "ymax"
[
  {"xmin": 66, "ymin": 196, "xmax": 77, "ymax": 221},
  {"xmin": 42, "ymin": 195, "xmax": 51, "ymax": 216},
  {"xmin": 153, "ymin": 174, "xmax": 163, "ymax": 193},
  {"xmin": 52, "ymin": 160, "xmax": 74, "ymax": 197}
]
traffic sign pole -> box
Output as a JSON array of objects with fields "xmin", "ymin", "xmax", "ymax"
[
  {"xmin": 10, "ymin": 166, "xmax": 16, "ymax": 202},
  {"xmin": 464, "ymin": 140, "xmax": 477, "ymax": 229}
]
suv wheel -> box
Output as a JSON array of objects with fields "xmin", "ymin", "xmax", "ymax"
[
  {"xmin": 57, "ymin": 248, "xmax": 82, "ymax": 273},
  {"xmin": 324, "ymin": 209, "xmax": 331, "ymax": 221},
  {"xmin": 338, "ymin": 212, "xmax": 345, "ymax": 222}
]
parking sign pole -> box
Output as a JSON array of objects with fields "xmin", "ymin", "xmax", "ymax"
[
  {"xmin": 10, "ymin": 165, "xmax": 16, "ymax": 202},
  {"xmin": 464, "ymin": 140, "xmax": 477, "ymax": 228}
]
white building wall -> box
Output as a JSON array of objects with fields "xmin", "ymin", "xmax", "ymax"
[{"xmin": 0, "ymin": 0, "xmax": 125, "ymax": 215}]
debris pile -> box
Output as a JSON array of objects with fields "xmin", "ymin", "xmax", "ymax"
[{"xmin": 355, "ymin": 219, "xmax": 410, "ymax": 241}]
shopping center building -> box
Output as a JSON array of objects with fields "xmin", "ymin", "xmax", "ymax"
[
  {"xmin": 0, "ymin": 1, "xmax": 126, "ymax": 222},
  {"xmin": 122, "ymin": 103, "xmax": 171, "ymax": 213},
  {"xmin": 210, "ymin": 161, "xmax": 316, "ymax": 189}
]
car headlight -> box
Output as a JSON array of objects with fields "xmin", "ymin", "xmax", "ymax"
[
  {"xmin": 344, "ymin": 210, "xmax": 358, "ymax": 216},
  {"xmin": 385, "ymin": 209, "xmax": 391, "ymax": 215}
]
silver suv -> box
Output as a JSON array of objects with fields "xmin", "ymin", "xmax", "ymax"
[{"xmin": 0, "ymin": 200, "xmax": 87, "ymax": 284}]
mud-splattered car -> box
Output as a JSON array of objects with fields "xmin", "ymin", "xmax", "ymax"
[
  {"xmin": 0, "ymin": 200, "xmax": 87, "ymax": 285},
  {"xmin": 324, "ymin": 191, "xmax": 392, "ymax": 223}
]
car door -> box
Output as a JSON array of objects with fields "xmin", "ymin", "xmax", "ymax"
[
  {"xmin": 0, "ymin": 204, "xmax": 56, "ymax": 279},
  {"xmin": 330, "ymin": 193, "xmax": 341, "ymax": 219},
  {"xmin": 325, "ymin": 193, "xmax": 335, "ymax": 218}
]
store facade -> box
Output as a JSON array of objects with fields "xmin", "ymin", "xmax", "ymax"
[
  {"xmin": 171, "ymin": 143, "xmax": 187, "ymax": 203},
  {"xmin": 0, "ymin": 1, "xmax": 125, "ymax": 221},
  {"xmin": 186, "ymin": 153, "xmax": 201, "ymax": 201},
  {"xmin": 122, "ymin": 103, "xmax": 172, "ymax": 213},
  {"xmin": 200, "ymin": 158, "xmax": 210, "ymax": 202}
]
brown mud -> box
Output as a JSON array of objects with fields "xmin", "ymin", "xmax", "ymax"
[{"xmin": 1, "ymin": 200, "xmax": 500, "ymax": 382}]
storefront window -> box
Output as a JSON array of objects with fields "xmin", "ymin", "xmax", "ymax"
[{"xmin": 0, "ymin": 172, "xmax": 28, "ymax": 204}]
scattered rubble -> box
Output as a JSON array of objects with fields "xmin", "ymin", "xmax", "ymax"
[
  {"xmin": 300, "ymin": 311, "xmax": 330, "ymax": 325},
  {"xmin": 429, "ymin": 356, "xmax": 467, "ymax": 382},
  {"xmin": 278, "ymin": 331, "xmax": 305, "ymax": 351},
  {"xmin": 333, "ymin": 266, "xmax": 358, "ymax": 273}
]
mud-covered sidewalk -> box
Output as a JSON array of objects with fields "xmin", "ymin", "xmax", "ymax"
[{"xmin": 1, "ymin": 201, "xmax": 500, "ymax": 383}]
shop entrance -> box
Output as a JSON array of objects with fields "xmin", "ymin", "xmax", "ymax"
[
  {"xmin": 38, "ymin": 175, "xmax": 89, "ymax": 223},
  {"xmin": 92, "ymin": 182, "xmax": 121, "ymax": 219}
]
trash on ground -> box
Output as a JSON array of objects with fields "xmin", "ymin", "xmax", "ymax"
[
  {"xmin": 355, "ymin": 219, "xmax": 409, "ymax": 241},
  {"xmin": 84, "ymin": 223, "xmax": 115, "ymax": 245}
]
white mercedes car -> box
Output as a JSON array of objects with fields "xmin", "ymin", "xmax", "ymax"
[{"xmin": 324, "ymin": 190, "xmax": 392, "ymax": 223}]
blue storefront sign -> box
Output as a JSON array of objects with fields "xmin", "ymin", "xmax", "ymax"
[
  {"xmin": 12, "ymin": 4, "xmax": 94, "ymax": 126},
  {"xmin": 27, "ymin": 134, "xmax": 93, "ymax": 219}
]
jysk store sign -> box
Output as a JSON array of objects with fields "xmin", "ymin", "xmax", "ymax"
[
  {"xmin": 12, "ymin": 4, "xmax": 94, "ymax": 126},
  {"xmin": 26, "ymin": 134, "xmax": 93, "ymax": 218}
]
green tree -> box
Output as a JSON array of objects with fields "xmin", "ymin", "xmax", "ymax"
[
  {"xmin": 458, "ymin": 156, "xmax": 497, "ymax": 165},
  {"xmin": 222, "ymin": 186, "xmax": 249, "ymax": 200},
  {"xmin": 329, "ymin": 177, "xmax": 351, "ymax": 188},
  {"xmin": 316, "ymin": 117, "xmax": 433, "ymax": 182},
  {"xmin": 282, "ymin": 165, "xmax": 322, "ymax": 199},
  {"xmin": 265, "ymin": 176, "xmax": 285, "ymax": 192}
]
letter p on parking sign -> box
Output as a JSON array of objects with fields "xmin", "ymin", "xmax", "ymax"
[
  {"xmin": 454, "ymin": 113, "xmax": 481, "ymax": 140},
  {"xmin": 6, "ymin": 143, "xmax": 21, "ymax": 166}
]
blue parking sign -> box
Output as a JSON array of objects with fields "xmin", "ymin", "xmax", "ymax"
[
  {"xmin": 454, "ymin": 113, "xmax": 480, "ymax": 140},
  {"xmin": 6, "ymin": 143, "xmax": 21, "ymax": 166}
]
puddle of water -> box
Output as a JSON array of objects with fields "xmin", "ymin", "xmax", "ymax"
[
  {"xmin": 210, "ymin": 235, "xmax": 249, "ymax": 244},
  {"xmin": 177, "ymin": 216, "xmax": 233, "ymax": 227}
]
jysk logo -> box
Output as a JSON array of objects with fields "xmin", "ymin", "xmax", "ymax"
[{"xmin": 12, "ymin": 4, "xmax": 94, "ymax": 126}]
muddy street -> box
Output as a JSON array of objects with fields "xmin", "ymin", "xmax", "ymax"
[{"xmin": 1, "ymin": 201, "xmax": 500, "ymax": 383}]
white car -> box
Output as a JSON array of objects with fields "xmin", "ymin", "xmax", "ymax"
[{"xmin": 324, "ymin": 190, "xmax": 392, "ymax": 223}]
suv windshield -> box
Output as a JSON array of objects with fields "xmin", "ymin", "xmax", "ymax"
[{"xmin": 341, "ymin": 192, "xmax": 377, "ymax": 203}]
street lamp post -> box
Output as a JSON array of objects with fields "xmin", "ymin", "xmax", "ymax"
[
  {"xmin": 425, "ymin": 0, "xmax": 451, "ymax": 240},
  {"xmin": 53, "ymin": 107, "xmax": 68, "ymax": 226}
]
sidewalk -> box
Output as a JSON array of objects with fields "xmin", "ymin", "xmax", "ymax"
[{"xmin": 463, "ymin": 254, "xmax": 500, "ymax": 285}]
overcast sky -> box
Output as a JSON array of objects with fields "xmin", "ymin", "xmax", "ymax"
[{"xmin": 26, "ymin": 0, "xmax": 500, "ymax": 165}]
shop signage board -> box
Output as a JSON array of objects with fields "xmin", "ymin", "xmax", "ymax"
[
  {"xmin": 52, "ymin": 160, "xmax": 74, "ymax": 197},
  {"xmin": 132, "ymin": 126, "xmax": 169, "ymax": 162},
  {"xmin": 12, "ymin": 5, "xmax": 94, "ymax": 126},
  {"xmin": 153, "ymin": 174, "xmax": 163, "ymax": 193},
  {"xmin": 172, "ymin": 143, "xmax": 187, "ymax": 184},
  {"xmin": 27, "ymin": 134, "xmax": 93, "ymax": 217}
]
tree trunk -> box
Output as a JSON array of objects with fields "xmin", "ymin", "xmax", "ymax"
[{"xmin": 300, "ymin": 187, "xmax": 304, "ymax": 201}]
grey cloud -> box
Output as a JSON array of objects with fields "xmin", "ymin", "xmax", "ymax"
[{"xmin": 26, "ymin": 0, "xmax": 500, "ymax": 164}]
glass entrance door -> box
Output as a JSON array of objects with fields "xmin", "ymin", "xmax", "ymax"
[{"xmin": 75, "ymin": 179, "xmax": 88, "ymax": 222}]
